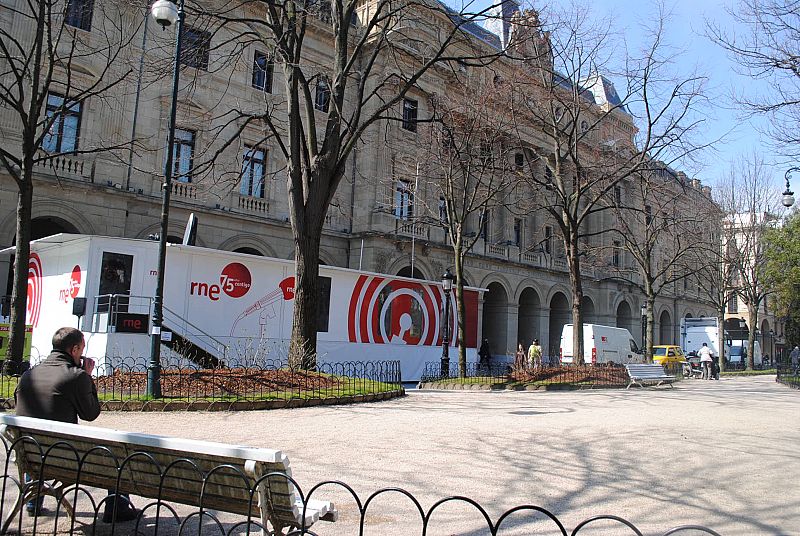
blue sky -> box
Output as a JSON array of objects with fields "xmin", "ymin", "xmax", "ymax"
[{"xmin": 452, "ymin": 0, "xmax": 792, "ymax": 197}]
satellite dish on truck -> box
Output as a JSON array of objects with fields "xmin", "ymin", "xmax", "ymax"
[{"xmin": 183, "ymin": 213, "xmax": 198, "ymax": 246}]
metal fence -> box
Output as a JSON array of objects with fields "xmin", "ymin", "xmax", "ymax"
[
  {"xmin": 0, "ymin": 357, "xmax": 402, "ymax": 406},
  {"xmin": 420, "ymin": 361, "xmax": 685, "ymax": 387},
  {"xmin": 0, "ymin": 435, "xmax": 723, "ymax": 535},
  {"xmin": 776, "ymin": 363, "xmax": 800, "ymax": 389}
]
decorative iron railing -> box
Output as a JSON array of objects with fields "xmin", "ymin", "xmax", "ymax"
[
  {"xmin": 776, "ymin": 363, "xmax": 800, "ymax": 389},
  {"xmin": 0, "ymin": 436, "xmax": 723, "ymax": 535},
  {"xmin": 0, "ymin": 358, "xmax": 402, "ymax": 408}
]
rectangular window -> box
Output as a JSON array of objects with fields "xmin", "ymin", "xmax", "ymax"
[
  {"xmin": 513, "ymin": 218, "xmax": 522, "ymax": 246},
  {"xmin": 171, "ymin": 128, "xmax": 195, "ymax": 183},
  {"xmin": 438, "ymin": 196, "xmax": 448, "ymax": 224},
  {"xmin": 645, "ymin": 204, "xmax": 652, "ymax": 225},
  {"xmin": 65, "ymin": 0, "xmax": 94, "ymax": 31},
  {"xmin": 402, "ymin": 98, "xmax": 417, "ymax": 132},
  {"xmin": 181, "ymin": 26, "xmax": 211, "ymax": 70},
  {"xmin": 514, "ymin": 152, "xmax": 524, "ymax": 171},
  {"xmin": 315, "ymin": 77, "xmax": 330, "ymax": 112},
  {"xmin": 252, "ymin": 50, "xmax": 273, "ymax": 93},
  {"xmin": 727, "ymin": 293, "xmax": 738, "ymax": 314},
  {"xmin": 479, "ymin": 209, "xmax": 490, "ymax": 239},
  {"xmin": 393, "ymin": 180, "xmax": 413, "ymax": 220},
  {"xmin": 544, "ymin": 165, "xmax": 553, "ymax": 185},
  {"xmin": 241, "ymin": 146, "xmax": 266, "ymax": 198},
  {"xmin": 42, "ymin": 93, "xmax": 81, "ymax": 153},
  {"xmin": 613, "ymin": 240, "xmax": 621, "ymax": 267},
  {"xmin": 544, "ymin": 225, "xmax": 552, "ymax": 254},
  {"xmin": 614, "ymin": 185, "xmax": 622, "ymax": 205},
  {"xmin": 479, "ymin": 141, "xmax": 493, "ymax": 166}
]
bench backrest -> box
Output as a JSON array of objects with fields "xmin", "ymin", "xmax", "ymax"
[
  {"xmin": 0, "ymin": 415, "xmax": 303, "ymax": 529},
  {"xmin": 625, "ymin": 364, "xmax": 669, "ymax": 378}
]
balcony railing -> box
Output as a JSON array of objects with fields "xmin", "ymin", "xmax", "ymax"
[
  {"xmin": 235, "ymin": 194, "xmax": 269, "ymax": 214},
  {"xmin": 170, "ymin": 181, "xmax": 200, "ymax": 201},
  {"xmin": 33, "ymin": 152, "xmax": 93, "ymax": 182},
  {"xmin": 397, "ymin": 219, "xmax": 429, "ymax": 239}
]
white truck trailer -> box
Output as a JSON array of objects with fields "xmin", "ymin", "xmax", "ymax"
[
  {"xmin": 680, "ymin": 317, "xmax": 726, "ymax": 357},
  {"xmin": 11, "ymin": 234, "xmax": 484, "ymax": 381}
]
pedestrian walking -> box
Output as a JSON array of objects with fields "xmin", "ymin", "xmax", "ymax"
[
  {"xmin": 528, "ymin": 339, "xmax": 543, "ymax": 369},
  {"xmin": 790, "ymin": 346, "xmax": 800, "ymax": 372},
  {"xmin": 478, "ymin": 339, "xmax": 492, "ymax": 371},
  {"xmin": 514, "ymin": 343, "xmax": 526, "ymax": 371},
  {"xmin": 15, "ymin": 327, "xmax": 139, "ymax": 523},
  {"xmin": 698, "ymin": 342, "xmax": 714, "ymax": 380}
]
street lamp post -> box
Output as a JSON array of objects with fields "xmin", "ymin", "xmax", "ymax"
[
  {"xmin": 440, "ymin": 269, "xmax": 454, "ymax": 377},
  {"xmin": 640, "ymin": 303, "xmax": 647, "ymax": 360},
  {"xmin": 148, "ymin": 0, "xmax": 186, "ymax": 398},
  {"xmin": 783, "ymin": 168, "xmax": 797, "ymax": 208}
]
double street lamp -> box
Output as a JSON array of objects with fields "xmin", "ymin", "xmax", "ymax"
[
  {"xmin": 440, "ymin": 269, "xmax": 454, "ymax": 377},
  {"xmin": 783, "ymin": 168, "xmax": 797, "ymax": 208},
  {"xmin": 147, "ymin": 0, "xmax": 186, "ymax": 398}
]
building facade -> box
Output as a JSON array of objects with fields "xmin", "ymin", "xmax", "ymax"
[{"xmin": 0, "ymin": 0, "xmax": 717, "ymax": 361}]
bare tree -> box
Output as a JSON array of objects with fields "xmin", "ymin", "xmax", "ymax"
[
  {"xmin": 413, "ymin": 80, "xmax": 518, "ymax": 376},
  {"xmin": 708, "ymin": 1, "xmax": 800, "ymax": 157},
  {"xmin": 716, "ymin": 153, "xmax": 781, "ymax": 370},
  {"xmin": 0, "ymin": 0, "xmax": 139, "ymax": 371},
  {"xmin": 506, "ymin": 5, "xmax": 710, "ymax": 364},
  {"xmin": 191, "ymin": 0, "xmax": 511, "ymax": 367},
  {"xmin": 604, "ymin": 165, "xmax": 717, "ymax": 361}
]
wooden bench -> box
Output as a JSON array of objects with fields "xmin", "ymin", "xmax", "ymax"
[
  {"xmin": 625, "ymin": 364, "xmax": 676, "ymax": 389},
  {"xmin": 0, "ymin": 415, "xmax": 337, "ymax": 534}
]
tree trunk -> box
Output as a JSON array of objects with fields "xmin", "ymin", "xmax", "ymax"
[
  {"xmin": 717, "ymin": 310, "xmax": 726, "ymax": 373},
  {"xmin": 566, "ymin": 237, "xmax": 584, "ymax": 365},
  {"xmin": 5, "ymin": 181, "xmax": 33, "ymax": 374},
  {"xmin": 747, "ymin": 304, "xmax": 758, "ymax": 371},
  {"xmin": 453, "ymin": 244, "xmax": 467, "ymax": 377},
  {"xmin": 288, "ymin": 232, "xmax": 320, "ymax": 370}
]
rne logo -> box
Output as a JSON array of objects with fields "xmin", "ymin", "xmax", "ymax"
[
  {"xmin": 190, "ymin": 262, "xmax": 252, "ymax": 301},
  {"xmin": 58, "ymin": 265, "xmax": 81, "ymax": 303}
]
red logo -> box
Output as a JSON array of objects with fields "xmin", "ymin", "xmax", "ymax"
[
  {"xmin": 279, "ymin": 277, "xmax": 295, "ymax": 300},
  {"xmin": 220, "ymin": 262, "xmax": 252, "ymax": 298},
  {"xmin": 26, "ymin": 254, "xmax": 43, "ymax": 327},
  {"xmin": 191, "ymin": 262, "xmax": 252, "ymax": 301},
  {"xmin": 59, "ymin": 265, "xmax": 82, "ymax": 302},
  {"xmin": 70, "ymin": 266, "xmax": 81, "ymax": 298}
]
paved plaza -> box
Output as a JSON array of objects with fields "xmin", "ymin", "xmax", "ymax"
[
  {"xmin": 74, "ymin": 375, "xmax": 796, "ymax": 535},
  {"xmin": 4, "ymin": 376, "xmax": 796, "ymax": 534}
]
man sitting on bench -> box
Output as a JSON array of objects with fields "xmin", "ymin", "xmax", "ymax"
[{"xmin": 14, "ymin": 327, "xmax": 139, "ymax": 523}]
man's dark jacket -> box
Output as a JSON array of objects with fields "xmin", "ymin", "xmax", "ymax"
[{"xmin": 15, "ymin": 350, "xmax": 101, "ymax": 424}]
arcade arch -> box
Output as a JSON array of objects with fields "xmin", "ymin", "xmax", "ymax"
[
  {"xmin": 517, "ymin": 287, "xmax": 541, "ymax": 347},
  {"xmin": 548, "ymin": 292, "xmax": 570, "ymax": 358},
  {"xmin": 481, "ymin": 282, "xmax": 510, "ymax": 358},
  {"xmin": 659, "ymin": 310, "xmax": 674, "ymax": 345}
]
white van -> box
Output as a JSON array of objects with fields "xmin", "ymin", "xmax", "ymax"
[
  {"xmin": 560, "ymin": 324, "xmax": 644, "ymax": 365},
  {"xmin": 728, "ymin": 340, "xmax": 762, "ymax": 366}
]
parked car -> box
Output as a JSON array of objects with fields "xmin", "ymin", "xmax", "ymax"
[{"xmin": 652, "ymin": 345, "xmax": 687, "ymax": 365}]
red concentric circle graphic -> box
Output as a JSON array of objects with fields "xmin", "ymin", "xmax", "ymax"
[
  {"xmin": 348, "ymin": 275, "xmax": 457, "ymax": 346},
  {"xmin": 27, "ymin": 253, "xmax": 43, "ymax": 327}
]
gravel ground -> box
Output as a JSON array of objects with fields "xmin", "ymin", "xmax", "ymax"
[{"xmin": 5, "ymin": 375, "xmax": 799, "ymax": 535}]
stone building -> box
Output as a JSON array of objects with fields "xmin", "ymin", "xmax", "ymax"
[{"xmin": 0, "ymin": 0, "xmax": 717, "ymax": 361}]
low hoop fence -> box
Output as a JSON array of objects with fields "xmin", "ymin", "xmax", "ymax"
[
  {"xmin": 776, "ymin": 363, "xmax": 800, "ymax": 389},
  {"xmin": 0, "ymin": 433, "xmax": 723, "ymax": 536},
  {"xmin": 0, "ymin": 357, "xmax": 403, "ymax": 410},
  {"xmin": 421, "ymin": 361, "xmax": 685, "ymax": 389},
  {"xmin": 421, "ymin": 362, "xmax": 630, "ymax": 389}
]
